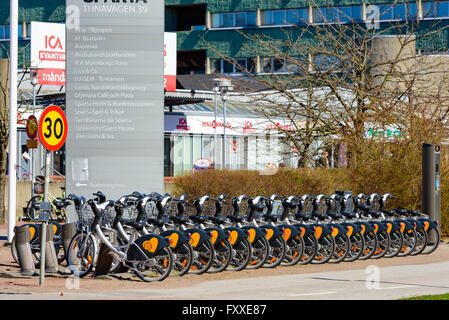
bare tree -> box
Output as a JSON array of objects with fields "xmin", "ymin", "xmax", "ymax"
[
  {"xmin": 0, "ymin": 57, "xmax": 9, "ymax": 223},
  {"xmin": 206, "ymin": 3, "xmax": 449, "ymax": 168}
]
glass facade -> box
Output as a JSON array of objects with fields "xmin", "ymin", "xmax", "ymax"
[
  {"xmin": 164, "ymin": 132, "xmax": 295, "ymax": 176},
  {"xmin": 212, "ymin": 11, "xmax": 257, "ymax": 28},
  {"xmin": 210, "ymin": 2, "xmax": 449, "ymax": 30}
]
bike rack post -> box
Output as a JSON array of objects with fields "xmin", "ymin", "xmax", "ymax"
[
  {"xmin": 39, "ymin": 222, "xmax": 59, "ymax": 274},
  {"xmin": 14, "ymin": 225, "xmax": 36, "ymax": 276},
  {"xmin": 61, "ymin": 223, "xmax": 77, "ymax": 265},
  {"xmin": 93, "ymin": 229, "xmax": 117, "ymax": 277}
]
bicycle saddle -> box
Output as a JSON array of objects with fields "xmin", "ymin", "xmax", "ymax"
[
  {"xmin": 227, "ymin": 215, "xmax": 245, "ymax": 223},
  {"xmin": 146, "ymin": 217, "xmax": 172, "ymax": 228},
  {"xmin": 189, "ymin": 215, "xmax": 209, "ymax": 224},
  {"xmin": 169, "ymin": 215, "xmax": 190, "ymax": 224},
  {"xmin": 341, "ymin": 211, "xmax": 357, "ymax": 219},
  {"xmin": 381, "ymin": 209, "xmax": 396, "ymax": 217},
  {"xmin": 326, "ymin": 212, "xmax": 343, "ymax": 219},
  {"xmin": 263, "ymin": 214, "xmax": 280, "ymax": 222},
  {"xmin": 312, "ymin": 212, "xmax": 329, "ymax": 221},
  {"xmin": 208, "ymin": 216, "xmax": 227, "ymax": 224},
  {"xmin": 395, "ymin": 208, "xmax": 409, "ymax": 215},
  {"xmin": 367, "ymin": 211, "xmax": 382, "ymax": 218},
  {"xmin": 407, "ymin": 210, "xmax": 420, "ymax": 216},
  {"xmin": 122, "ymin": 220, "xmax": 147, "ymax": 231},
  {"xmin": 295, "ymin": 212, "xmax": 312, "ymax": 221}
]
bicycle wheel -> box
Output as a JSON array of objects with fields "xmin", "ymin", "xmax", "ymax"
[
  {"xmin": 171, "ymin": 241, "xmax": 194, "ymax": 276},
  {"xmin": 189, "ymin": 239, "xmax": 215, "ymax": 275},
  {"xmin": 385, "ymin": 229, "xmax": 403, "ymax": 258},
  {"xmin": 372, "ymin": 230, "xmax": 390, "ymax": 259},
  {"xmin": 208, "ymin": 238, "xmax": 232, "ymax": 273},
  {"xmin": 359, "ymin": 231, "xmax": 377, "ymax": 260},
  {"xmin": 282, "ymin": 235, "xmax": 304, "ymax": 266},
  {"xmin": 410, "ymin": 228, "xmax": 427, "ymax": 256},
  {"xmin": 330, "ymin": 233, "xmax": 350, "ymax": 263},
  {"xmin": 67, "ymin": 232, "xmax": 97, "ymax": 278},
  {"xmin": 25, "ymin": 195, "xmax": 42, "ymax": 221},
  {"xmin": 246, "ymin": 236, "xmax": 269, "ymax": 270},
  {"xmin": 312, "ymin": 233, "xmax": 335, "ymax": 264},
  {"xmin": 264, "ymin": 235, "xmax": 287, "ymax": 268},
  {"xmin": 344, "ymin": 232, "xmax": 365, "ymax": 262},
  {"xmin": 227, "ymin": 238, "xmax": 252, "ymax": 271},
  {"xmin": 298, "ymin": 233, "xmax": 318, "ymax": 265},
  {"xmin": 422, "ymin": 228, "xmax": 440, "ymax": 254},
  {"xmin": 132, "ymin": 246, "xmax": 173, "ymax": 282},
  {"xmin": 397, "ymin": 229, "xmax": 417, "ymax": 257}
]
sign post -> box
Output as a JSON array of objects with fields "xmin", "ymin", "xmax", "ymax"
[
  {"xmin": 26, "ymin": 114, "xmax": 38, "ymax": 198},
  {"xmin": 37, "ymin": 105, "xmax": 67, "ymax": 286},
  {"xmin": 30, "ymin": 22, "xmax": 66, "ymax": 86},
  {"xmin": 66, "ymin": 0, "xmax": 164, "ymax": 206}
]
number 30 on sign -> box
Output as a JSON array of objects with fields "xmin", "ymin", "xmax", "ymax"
[{"xmin": 38, "ymin": 105, "xmax": 68, "ymax": 151}]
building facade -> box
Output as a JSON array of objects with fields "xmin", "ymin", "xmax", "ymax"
[{"xmin": 2, "ymin": 0, "xmax": 449, "ymax": 178}]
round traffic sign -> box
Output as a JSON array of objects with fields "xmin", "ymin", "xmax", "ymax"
[
  {"xmin": 38, "ymin": 105, "xmax": 68, "ymax": 151},
  {"xmin": 26, "ymin": 115, "xmax": 38, "ymax": 140}
]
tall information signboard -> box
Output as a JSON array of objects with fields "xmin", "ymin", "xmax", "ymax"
[{"xmin": 65, "ymin": 0, "xmax": 164, "ymax": 221}]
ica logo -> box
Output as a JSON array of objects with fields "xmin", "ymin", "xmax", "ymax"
[{"xmin": 45, "ymin": 35, "xmax": 63, "ymax": 50}]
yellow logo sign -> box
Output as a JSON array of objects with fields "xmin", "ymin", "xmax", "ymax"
[{"xmin": 142, "ymin": 238, "xmax": 158, "ymax": 253}]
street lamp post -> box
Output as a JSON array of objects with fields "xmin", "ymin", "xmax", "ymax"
[
  {"xmin": 30, "ymin": 70, "xmax": 38, "ymax": 199},
  {"xmin": 213, "ymin": 85, "xmax": 219, "ymax": 168},
  {"xmin": 217, "ymin": 78, "xmax": 232, "ymax": 169}
]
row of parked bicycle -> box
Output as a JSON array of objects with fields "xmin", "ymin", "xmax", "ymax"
[{"xmin": 11, "ymin": 190, "xmax": 441, "ymax": 282}]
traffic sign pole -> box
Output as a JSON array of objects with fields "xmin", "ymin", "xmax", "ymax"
[{"xmin": 37, "ymin": 105, "xmax": 67, "ymax": 286}]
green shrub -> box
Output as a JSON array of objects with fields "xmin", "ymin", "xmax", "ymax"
[{"xmin": 173, "ymin": 165, "xmax": 448, "ymax": 236}]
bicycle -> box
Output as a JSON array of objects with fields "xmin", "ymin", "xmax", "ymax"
[
  {"xmin": 217, "ymin": 195, "xmax": 265, "ymax": 270},
  {"xmin": 129, "ymin": 192, "xmax": 195, "ymax": 277},
  {"xmin": 162, "ymin": 194, "xmax": 216, "ymax": 275},
  {"xmin": 23, "ymin": 187, "xmax": 69, "ymax": 222},
  {"xmin": 244, "ymin": 195, "xmax": 287, "ymax": 268},
  {"xmin": 66, "ymin": 192, "xmax": 174, "ymax": 282},
  {"xmin": 260, "ymin": 194, "xmax": 305, "ymax": 267}
]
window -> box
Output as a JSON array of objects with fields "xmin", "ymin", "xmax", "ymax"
[
  {"xmin": 235, "ymin": 12, "xmax": 247, "ymax": 27},
  {"xmin": 286, "ymin": 8, "xmax": 309, "ymax": 24},
  {"xmin": 223, "ymin": 13, "xmax": 234, "ymax": 28},
  {"xmin": 313, "ymin": 7, "xmax": 328, "ymax": 23},
  {"xmin": 211, "ymin": 11, "xmax": 258, "ymax": 28},
  {"xmin": 378, "ymin": 3, "xmax": 394, "ymax": 20},
  {"xmin": 423, "ymin": 1, "xmax": 449, "ymax": 18},
  {"xmin": 212, "ymin": 14, "xmax": 222, "ymax": 28},
  {"xmin": 263, "ymin": 8, "xmax": 309, "ymax": 25},
  {"xmin": 373, "ymin": 2, "xmax": 418, "ymax": 21},
  {"xmin": 273, "ymin": 10, "xmax": 287, "ymax": 24},
  {"xmin": 247, "ymin": 12, "xmax": 257, "ymax": 26},
  {"xmin": 392, "ymin": 2, "xmax": 417, "ymax": 20},
  {"xmin": 0, "ymin": 26, "xmax": 10, "ymax": 40},
  {"xmin": 210, "ymin": 58, "xmax": 253, "ymax": 74}
]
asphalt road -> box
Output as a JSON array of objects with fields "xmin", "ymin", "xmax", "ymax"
[{"xmin": 3, "ymin": 260, "xmax": 449, "ymax": 300}]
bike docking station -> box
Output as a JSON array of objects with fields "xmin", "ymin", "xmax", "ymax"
[{"xmin": 422, "ymin": 143, "xmax": 441, "ymax": 242}]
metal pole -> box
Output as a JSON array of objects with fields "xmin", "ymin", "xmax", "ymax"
[
  {"xmin": 40, "ymin": 149, "xmax": 51, "ymax": 286},
  {"xmin": 7, "ymin": 0, "xmax": 18, "ymax": 244},
  {"xmin": 31, "ymin": 85, "xmax": 36, "ymax": 199},
  {"xmin": 214, "ymin": 88, "xmax": 218, "ymax": 168},
  {"xmin": 223, "ymin": 99, "xmax": 227, "ymax": 169}
]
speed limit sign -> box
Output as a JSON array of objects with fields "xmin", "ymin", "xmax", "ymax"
[{"xmin": 38, "ymin": 105, "xmax": 68, "ymax": 151}]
